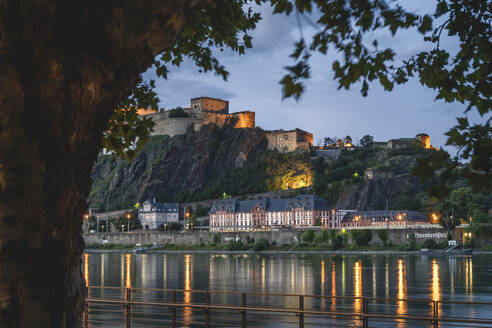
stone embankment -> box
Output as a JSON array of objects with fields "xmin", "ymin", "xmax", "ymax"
[{"xmin": 84, "ymin": 227, "xmax": 451, "ymax": 246}]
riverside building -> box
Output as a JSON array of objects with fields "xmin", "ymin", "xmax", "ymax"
[
  {"xmin": 341, "ymin": 210, "xmax": 430, "ymax": 228},
  {"xmin": 138, "ymin": 199, "xmax": 179, "ymax": 229},
  {"xmin": 209, "ymin": 194, "xmax": 346, "ymax": 231}
]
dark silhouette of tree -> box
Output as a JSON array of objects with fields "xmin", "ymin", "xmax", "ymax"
[
  {"xmin": 360, "ymin": 135, "xmax": 374, "ymax": 148},
  {"xmin": 323, "ymin": 136, "xmax": 337, "ymax": 147},
  {"xmin": 0, "ymin": 1, "xmax": 258, "ymax": 326},
  {"xmin": 168, "ymin": 107, "xmax": 190, "ymax": 118}
]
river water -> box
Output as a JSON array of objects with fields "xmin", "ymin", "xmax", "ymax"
[{"xmin": 83, "ymin": 252, "xmax": 492, "ymax": 327}]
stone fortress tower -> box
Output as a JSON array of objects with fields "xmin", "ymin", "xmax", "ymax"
[{"xmin": 139, "ymin": 96, "xmax": 255, "ymax": 137}]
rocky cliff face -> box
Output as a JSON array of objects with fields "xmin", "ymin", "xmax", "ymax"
[
  {"xmin": 89, "ymin": 126, "xmax": 429, "ymax": 212},
  {"xmin": 335, "ymin": 176, "xmax": 423, "ymax": 210},
  {"xmin": 88, "ymin": 126, "xmax": 268, "ymax": 210}
]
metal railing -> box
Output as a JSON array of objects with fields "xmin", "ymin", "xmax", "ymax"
[{"xmin": 84, "ymin": 286, "xmax": 492, "ymax": 327}]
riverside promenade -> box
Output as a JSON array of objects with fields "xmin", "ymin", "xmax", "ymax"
[{"xmin": 84, "ymin": 226, "xmax": 455, "ymax": 247}]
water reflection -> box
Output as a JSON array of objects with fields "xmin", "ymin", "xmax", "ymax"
[
  {"xmin": 126, "ymin": 254, "xmax": 132, "ymax": 288},
  {"xmin": 372, "ymin": 260, "xmax": 376, "ymax": 298},
  {"xmin": 163, "ymin": 254, "xmax": 167, "ymax": 287},
  {"xmin": 184, "ymin": 254, "xmax": 192, "ymax": 326},
  {"xmin": 82, "ymin": 253, "xmax": 492, "ymax": 327},
  {"xmin": 321, "ymin": 260, "xmax": 325, "ymax": 309},
  {"xmin": 465, "ymin": 257, "xmax": 473, "ymax": 294},
  {"xmin": 353, "ymin": 260, "xmax": 362, "ymax": 313},
  {"xmin": 262, "ymin": 257, "xmax": 266, "ymax": 293},
  {"xmin": 385, "ymin": 257, "xmax": 389, "ymax": 299},
  {"xmin": 449, "ymin": 257, "xmax": 456, "ymax": 295},
  {"xmin": 290, "ymin": 258, "xmax": 295, "ymax": 294},
  {"xmin": 432, "ymin": 259, "xmax": 440, "ymax": 301},
  {"xmin": 397, "ymin": 259, "xmax": 407, "ymax": 321},
  {"xmin": 342, "ymin": 258, "xmax": 346, "ymax": 295},
  {"xmin": 101, "ymin": 253, "xmax": 105, "ymax": 286},
  {"xmin": 331, "ymin": 261, "xmax": 336, "ymax": 311},
  {"xmin": 84, "ymin": 253, "xmax": 89, "ymax": 287}
]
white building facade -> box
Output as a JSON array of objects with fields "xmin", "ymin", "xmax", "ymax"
[{"xmin": 138, "ymin": 199, "xmax": 179, "ymax": 229}]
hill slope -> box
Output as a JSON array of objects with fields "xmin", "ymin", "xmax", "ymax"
[
  {"xmin": 88, "ymin": 126, "xmax": 434, "ymax": 213},
  {"xmin": 88, "ymin": 126, "xmax": 312, "ymax": 210}
]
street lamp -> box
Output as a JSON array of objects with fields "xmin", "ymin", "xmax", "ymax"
[
  {"xmin": 83, "ymin": 214, "xmax": 89, "ymax": 234},
  {"xmin": 126, "ymin": 213, "xmax": 131, "ymax": 232},
  {"xmin": 431, "ymin": 212, "xmax": 439, "ymax": 224}
]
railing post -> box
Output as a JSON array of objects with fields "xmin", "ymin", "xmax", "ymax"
[
  {"xmin": 205, "ymin": 290, "xmax": 210, "ymax": 328},
  {"xmin": 171, "ymin": 289, "xmax": 177, "ymax": 328},
  {"xmin": 362, "ymin": 297, "xmax": 368, "ymax": 328},
  {"xmin": 241, "ymin": 292, "xmax": 247, "ymax": 328},
  {"xmin": 124, "ymin": 288, "xmax": 132, "ymax": 328},
  {"xmin": 83, "ymin": 286, "xmax": 89, "ymax": 328},
  {"xmin": 433, "ymin": 301, "xmax": 439, "ymax": 328},
  {"xmin": 299, "ymin": 295, "xmax": 304, "ymax": 328}
]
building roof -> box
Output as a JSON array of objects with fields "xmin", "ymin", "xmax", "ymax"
[
  {"xmin": 141, "ymin": 199, "xmax": 179, "ymax": 213},
  {"xmin": 387, "ymin": 138, "xmax": 415, "ymax": 143},
  {"xmin": 342, "ymin": 210, "xmax": 427, "ymax": 222},
  {"xmin": 209, "ymin": 194, "xmax": 331, "ymax": 214},
  {"xmin": 266, "ymin": 128, "xmax": 312, "ymax": 136},
  {"xmin": 190, "ymin": 96, "xmax": 228, "ymax": 102}
]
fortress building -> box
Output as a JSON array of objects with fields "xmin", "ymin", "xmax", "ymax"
[
  {"xmin": 265, "ymin": 129, "xmax": 313, "ymax": 153},
  {"xmin": 383, "ymin": 133, "xmax": 434, "ymax": 150},
  {"xmin": 137, "ymin": 96, "xmax": 314, "ymax": 154},
  {"xmin": 139, "ymin": 97, "xmax": 255, "ymax": 137},
  {"xmin": 190, "ymin": 96, "xmax": 229, "ymax": 113}
]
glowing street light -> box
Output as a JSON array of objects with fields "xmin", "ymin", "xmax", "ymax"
[
  {"xmin": 83, "ymin": 214, "xmax": 90, "ymax": 233},
  {"xmin": 126, "ymin": 212, "xmax": 131, "ymax": 232},
  {"xmin": 431, "ymin": 212, "xmax": 439, "ymax": 224}
]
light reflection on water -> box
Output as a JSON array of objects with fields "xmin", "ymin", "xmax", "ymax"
[
  {"xmin": 184, "ymin": 254, "xmax": 192, "ymax": 326},
  {"xmin": 432, "ymin": 258, "xmax": 440, "ymax": 302},
  {"xmin": 397, "ymin": 259, "xmax": 407, "ymax": 327},
  {"xmin": 84, "ymin": 253, "xmax": 89, "ymax": 287},
  {"xmin": 353, "ymin": 260, "xmax": 362, "ymax": 313},
  {"xmin": 83, "ymin": 253, "xmax": 492, "ymax": 327}
]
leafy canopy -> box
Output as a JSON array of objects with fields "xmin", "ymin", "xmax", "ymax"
[{"xmin": 104, "ymin": 0, "xmax": 491, "ymax": 195}]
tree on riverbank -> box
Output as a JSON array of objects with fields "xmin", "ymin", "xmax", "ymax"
[{"xmin": 1, "ymin": 1, "xmax": 490, "ymax": 326}]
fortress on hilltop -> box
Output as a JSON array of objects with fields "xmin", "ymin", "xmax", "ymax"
[{"xmin": 138, "ymin": 96, "xmax": 255, "ymax": 137}]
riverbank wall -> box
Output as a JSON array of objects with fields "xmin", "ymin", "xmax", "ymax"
[{"xmin": 83, "ymin": 227, "xmax": 456, "ymax": 246}]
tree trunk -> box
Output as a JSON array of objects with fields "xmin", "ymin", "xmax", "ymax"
[{"xmin": 0, "ymin": 1, "xmax": 208, "ymax": 326}]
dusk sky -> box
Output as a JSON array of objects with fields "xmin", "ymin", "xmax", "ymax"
[{"xmin": 145, "ymin": 1, "xmax": 482, "ymax": 150}]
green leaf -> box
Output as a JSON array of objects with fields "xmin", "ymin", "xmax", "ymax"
[{"xmin": 418, "ymin": 15, "xmax": 433, "ymax": 34}]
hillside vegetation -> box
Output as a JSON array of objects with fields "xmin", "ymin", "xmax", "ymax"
[{"xmin": 313, "ymin": 146, "xmax": 437, "ymax": 213}]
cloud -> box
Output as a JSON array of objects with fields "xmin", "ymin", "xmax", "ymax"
[
  {"xmin": 153, "ymin": 74, "xmax": 235, "ymax": 109},
  {"xmin": 144, "ymin": 1, "xmax": 471, "ymax": 153}
]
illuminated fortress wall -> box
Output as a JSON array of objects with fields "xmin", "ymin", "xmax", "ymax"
[{"xmin": 142, "ymin": 97, "xmax": 255, "ymax": 137}]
